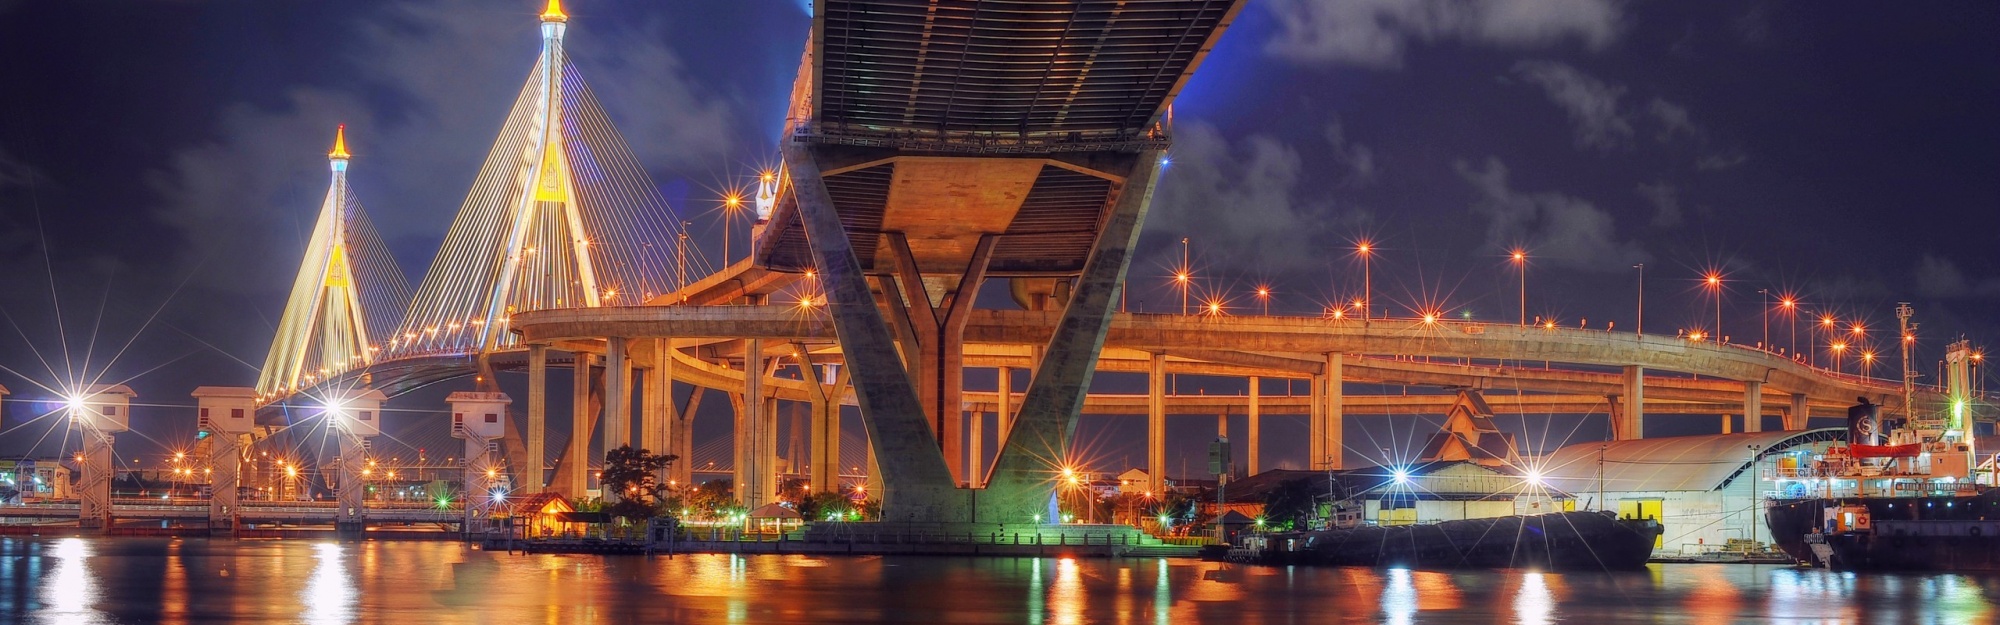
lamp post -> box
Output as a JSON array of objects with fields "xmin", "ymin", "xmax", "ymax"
[
  {"xmin": 1633, "ymin": 264, "xmax": 1645, "ymax": 335},
  {"xmin": 1831, "ymin": 342, "xmax": 1848, "ymax": 376},
  {"xmin": 1256, "ymin": 286, "xmax": 1271, "ymax": 316},
  {"xmin": 1356, "ymin": 240, "xmax": 1373, "ymax": 321},
  {"xmin": 1747, "ymin": 443, "xmax": 1763, "ymax": 548},
  {"xmin": 1511, "ymin": 249, "xmax": 1527, "ymax": 327},
  {"xmin": 1176, "ymin": 237, "xmax": 1192, "ymax": 316},
  {"xmin": 1781, "ymin": 296, "xmax": 1797, "ymax": 358},
  {"xmin": 1704, "ymin": 272, "xmax": 1724, "ymax": 341},
  {"xmin": 721, "ymin": 192, "xmax": 744, "ymax": 266},
  {"xmin": 1818, "ymin": 315, "xmax": 1837, "ymax": 369},
  {"xmin": 1759, "ymin": 289, "xmax": 1770, "ymax": 351}
]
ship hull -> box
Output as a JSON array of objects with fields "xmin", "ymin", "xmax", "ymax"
[
  {"xmin": 1260, "ymin": 511, "xmax": 1660, "ymax": 570},
  {"xmin": 1767, "ymin": 492, "xmax": 2000, "ymax": 571}
]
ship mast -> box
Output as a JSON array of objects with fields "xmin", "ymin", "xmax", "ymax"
[{"xmin": 1897, "ymin": 303, "xmax": 1919, "ymax": 423}]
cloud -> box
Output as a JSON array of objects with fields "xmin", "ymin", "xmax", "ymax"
[
  {"xmin": 0, "ymin": 145, "xmax": 35, "ymax": 189},
  {"xmin": 1633, "ymin": 181, "xmax": 1682, "ymax": 228},
  {"xmin": 1512, "ymin": 60, "xmax": 1632, "ymax": 151},
  {"xmin": 144, "ymin": 0, "xmax": 737, "ymax": 297},
  {"xmin": 1914, "ymin": 254, "xmax": 2000, "ymax": 299},
  {"xmin": 1455, "ymin": 156, "xmax": 1646, "ymax": 270},
  {"xmin": 1263, "ymin": 0, "xmax": 1625, "ymax": 69},
  {"xmin": 1323, "ymin": 118, "xmax": 1377, "ymax": 185},
  {"xmin": 1148, "ymin": 122, "xmax": 1351, "ymax": 271}
]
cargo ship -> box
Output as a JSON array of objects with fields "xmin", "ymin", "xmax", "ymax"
[
  {"xmin": 1236, "ymin": 510, "xmax": 1662, "ymax": 570},
  {"xmin": 1763, "ymin": 334, "xmax": 1995, "ymax": 571}
]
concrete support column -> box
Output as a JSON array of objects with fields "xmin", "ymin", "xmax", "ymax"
[
  {"xmin": 671, "ymin": 387, "xmax": 702, "ymax": 489},
  {"xmin": 996, "ymin": 367, "xmax": 1014, "ymax": 447},
  {"xmin": 1247, "ymin": 376, "xmax": 1261, "ymax": 476},
  {"xmin": 1744, "ymin": 380, "xmax": 1764, "ymax": 433},
  {"xmin": 526, "ymin": 344, "xmax": 547, "ymax": 492},
  {"xmin": 1148, "ymin": 353, "xmax": 1167, "ymax": 494},
  {"xmin": 1787, "ymin": 393, "xmax": 1810, "ymax": 431},
  {"xmin": 808, "ymin": 364, "xmax": 846, "ymax": 493},
  {"xmin": 984, "ymin": 150, "xmax": 1166, "ymax": 522},
  {"xmin": 735, "ymin": 339, "xmax": 769, "ymax": 506},
  {"xmin": 194, "ymin": 387, "xmax": 257, "ymax": 536},
  {"xmin": 1314, "ymin": 354, "xmax": 1344, "ymax": 470},
  {"xmin": 1618, "ymin": 365, "xmax": 1645, "ymax": 440},
  {"xmin": 566, "ymin": 353, "xmax": 597, "ymax": 497},
  {"xmin": 783, "ymin": 144, "xmax": 961, "ymax": 521},
  {"xmin": 604, "ymin": 337, "xmax": 631, "ymax": 453},
  {"xmin": 450, "ymin": 392, "xmax": 510, "ymax": 530},
  {"xmin": 642, "ymin": 338, "xmax": 675, "ymax": 485}
]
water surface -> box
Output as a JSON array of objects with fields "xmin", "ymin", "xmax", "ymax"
[{"xmin": 1, "ymin": 537, "xmax": 1996, "ymax": 623}]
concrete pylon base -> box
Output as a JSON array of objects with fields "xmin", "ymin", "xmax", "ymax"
[{"xmin": 335, "ymin": 522, "xmax": 365, "ymax": 538}]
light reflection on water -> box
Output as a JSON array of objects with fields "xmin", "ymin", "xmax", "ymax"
[{"xmin": 3, "ymin": 537, "xmax": 1999, "ymax": 623}]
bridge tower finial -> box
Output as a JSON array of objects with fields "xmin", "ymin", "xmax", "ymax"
[
  {"xmin": 329, "ymin": 124, "xmax": 351, "ymax": 169},
  {"xmin": 540, "ymin": 0, "xmax": 568, "ymax": 23}
]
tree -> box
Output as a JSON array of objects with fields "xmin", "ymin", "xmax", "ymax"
[
  {"xmin": 599, "ymin": 445, "xmax": 677, "ymax": 523},
  {"xmin": 684, "ymin": 479, "xmax": 741, "ymax": 520},
  {"xmin": 1262, "ymin": 478, "xmax": 1318, "ymax": 531}
]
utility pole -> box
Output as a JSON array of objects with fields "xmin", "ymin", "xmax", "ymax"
[{"xmin": 1898, "ymin": 303, "xmax": 1918, "ymax": 421}]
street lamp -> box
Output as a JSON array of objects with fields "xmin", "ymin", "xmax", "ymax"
[
  {"xmin": 1819, "ymin": 314, "xmax": 1838, "ymax": 369},
  {"xmin": 1704, "ymin": 271, "xmax": 1724, "ymax": 341},
  {"xmin": 1780, "ymin": 296, "xmax": 1798, "ymax": 357},
  {"xmin": 721, "ymin": 191, "xmax": 745, "ymax": 266},
  {"xmin": 1831, "ymin": 342, "xmax": 1848, "ymax": 375},
  {"xmin": 1355, "ymin": 240, "xmax": 1373, "ymax": 321},
  {"xmin": 1759, "ymin": 289, "xmax": 1770, "ymax": 351},
  {"xmin": 1255, "ymin": 285, "xmax": 1271, "ymax": 316},
  {"xmin": 1510, "ymin": 249, "xmax": 1528, "ymax": 327},
  {"xmin": 1633, "ymin": 263, "xmax": 1645, "ymax": 335},
  {"xmin": 1176, "ymin": 237, "xmax": 1193, "ymax": 315},
  {"xmin": 1862, "ymin": 350, "xmax": 1877, "ymax": 380}
]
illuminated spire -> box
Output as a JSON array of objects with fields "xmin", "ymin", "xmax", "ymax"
[
  {"xmin": 329, "ymin": 124, "xmax": 351, "ymax": 160},
  {"xmin": 540, "ymin": 0, "xmax": 568, "ymax": 23}
]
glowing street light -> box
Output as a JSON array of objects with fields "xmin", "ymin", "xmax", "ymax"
[
  {"xmin": 1831, "ymin": 342, "xmax": 1849, "ymax": 375},
  {"xmin": 721, "ymin": 191, "xmax": 746, "ymax": 266},
  {"xmin": 1510, "ymin": 249, "xmax": 1528, "ymax": 327},
  {"xmin": 1703, "ymin": 271, "xmax": 1724, "ymax": 340},
  {"xmin": 1354, "ymin": 240, "xmax": 1374, "ymax": 321},
  {"xmin": 1780, "ymin": 296, "xmax": 1798, "ymax": 357},
  {"xmin": 1255, "ymin": 285, "xmax": 1271, "ymax": 316},
  {"xmin": 1861, "ymin": 350, "xmax": 1877, "ymax": 379}
]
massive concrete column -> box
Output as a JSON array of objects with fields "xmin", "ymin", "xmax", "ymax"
[
  {"xmin": 565, "ymin": 353, "xmax": 598, "ymax": 497},
  {"xmin": 1618, "ymin": 365, "xmax": 1645, "ymax": 440},
  {"xmin": 883, "ymin": 232, "xmax": 995, "ymax": 485},
  {"xmin": 642, "ymin": 338, "xmax": 674, "ymax": 485},
  {"xmin": 806, "ymin": 363, "xmax": 848, "ymax": 493},
  {"xmin": 671, "ymin": 387, "xmax": 702, "ymax": 489},
  {"xmin": 1148, "ymin": 353, "xmax": 1168, "ymax": 494},
  {"xmin": 526, "ymin": 344, "xmax": 548, "ymax": 492},
  {"xmin": 1247, "ymin": 376, "xmax": 1261, "ymax": 476},
  {"xmin": 1787, "ymin": 393, "xmax": 1810, "ymax": 431},
  {"xmin": 1315, "ymin": 354, "xmax": 1344, "ymax": 470},
  {"xmin": 984, "ymin": 150, "xmax": 1165, "ymax": 522},
  {"xmin": 783, "ymin": 144, "xmax": 962, "ymax": 521},
  {"xmin": 604, "ymin": 337, "xmax": 632, "ymax": 452},
  {"xmin": 734, "ymin": 340, "xmax": 771, "ymax": 506},
  {"xmin": 194, "ymin": 387, "xmax": 257, "ymax": 535},
  {"xmin": 1743, "ymin": 380, "xmax": 1764, "ymax": 433},
  {"xmin": 996, "ymin": 367, "xmax": 1014, "ymax": 448}
]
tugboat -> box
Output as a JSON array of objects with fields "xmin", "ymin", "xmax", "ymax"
[{"xmin": 1764, "ymin": 330, "xmax": 1996, "ymax": 571}]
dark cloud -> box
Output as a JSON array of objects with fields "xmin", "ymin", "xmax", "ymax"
[
  {"xmin": 1455, "ymin": 156, "xmax": 1646, "ymax": 270},
  {"xmin": 1263, "ymin": 0, "xmax": 1625, "ymax": 69},
  {"xmin": 1512, "ymin": 60, "xmax": 1633, "ymax": 151},
  {"xmin": 1914, "ymin": 254, "xmax": 2000, "ymax": 299},
  {"xmin": 1322, "ymin": 118, "xmax": 1377, "ymax": 186},
  {"xmin": 1147, "ymin": 122, "xmax": 1353, "ymax": 272},
  {"xmin": 1634, "ymin": 180, "xmax": 1682, "ymax": 228}
]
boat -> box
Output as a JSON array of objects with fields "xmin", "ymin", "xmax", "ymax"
[
  {"xmin": 1240, "ymin": 510, "xmax": 1662, "ymax": 570},
  {"xmin": 1763, "ymin": 330, "xmax": 1996, "ymax": 571}
]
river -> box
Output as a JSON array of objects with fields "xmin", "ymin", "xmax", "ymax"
[{"xmin": 1, "ymin": 537, "xmax": 1996, "ymax": 623}]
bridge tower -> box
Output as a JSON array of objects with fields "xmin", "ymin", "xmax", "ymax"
[
  {"xmin": 448, "ymin": 391, "xmax": 511, "ymax": 533},
  {"xmin": 68, "ymin": 385, "xmax": 134, "ymax": 530},
  {"xmin": 256, "ymin": 126, "xmax": 412, "ymax": 398},
  {"xmin": 193, "ymin": 386, "xmax": 258, "ymax": 536},
  {"xmin": 388, "ymin": 0, "xmax": 703, "ymax": 499},
  {"xmin": 320, "ymin": 388, "xmax": 385, "ymax": 536}
]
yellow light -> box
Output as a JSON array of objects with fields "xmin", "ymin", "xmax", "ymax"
[
  {"xmin": 328, "ymin": 124, "xmax": 350, "ymax": 159},
  {"xmin": 1781, "ymin": 298, "xmax": 1796, "ymax": 309},
  {"xmin": 1256, "ymin": 287, "xmax": 1270, "ymax": 297},
  {"xmin": 1174, "ymin": 272, "xmax": 1189, "ymax": 284},
  {"xmin": 1832, "ymin": 342, "xmax": 1848, "ymax": 352},
  {"xmin": 541, "ymin": 0, "xmax": 568, "ymax": 22},
  {"xmin": 1851, "ymin": 324, "xmax": 1865, "ymax": 336},
  {"xmin": 1510, "ymin": 250, "xmax": 1525, "ymax": 262},
  {"xmin": 1422, "ymin": 313, "xmax": 1438, "ymax": 324},
  {"xmin": 1356, "ymin": 242, "xmax": 1372, "ymax": 255},
  {"xmin": 486, "ymin": 469, "xmax": 498, "ymax": 478},
  {"xmin": 1543, "ymin": 320, "xmax": 1556, "ymax": 329},
  {"xmin": 1863, "ymin": 351, "xmax": 1876, "ymax": 362},
  {"xmin": 1821, "ymin": 316, "xmax": 1836, "ymax": 328},
  {"xmin": 1332, "ymin": 310, "xmax": 1344, "ymax": 319},
  {"xmin": 1904, "ymin": 334, "xmax": 1915, "ymax": 343},
  {"xmin": 1705, "ymin": 273, "xmax": 1722, "ymax": 286},
  {"xmin": 724, "ymin": 194, "xmax": 743, "ymax": 209}
]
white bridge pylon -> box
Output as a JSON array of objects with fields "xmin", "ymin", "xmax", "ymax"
[
  {"xmin": 257, "ymin": 127, "xmax": 412, "ymax": 398},
  {"xmin": 390, "ymin": 0, "xmax": 705, "ymax": 359}
]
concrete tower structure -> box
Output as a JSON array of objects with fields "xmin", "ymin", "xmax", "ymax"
[
  {"xmin": 69, "ymin": 385, "xmax": 135, "ymax": 530},
  {"xmin": 193, "ymin": 386, "xmax": 258, "ymax": 535}
]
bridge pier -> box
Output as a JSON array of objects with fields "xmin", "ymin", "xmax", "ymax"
[
  {"xmin": 1247, "ymin": 376, "xmax": 1262, "ymax": 476},
  {"xmin": 671, "ymin": 386, "xmax": 701, "ymax": 490},
  {"xmin": 194, "ymin": 387, "xmax": 258, "ymax": 536},
  {"xmin": 733, "ymin": 339, "xmax": 775, "ymax": 507},
  {"xmin": 641, "ymin": 338, "xmax": 675, "ymax": 488},
  {"xmin": 1615, "ymin": 365, "xmax": 1645, "ymax": 440},
  {"xmin": 450, "ymin": 392, "xmax": 510, "ymax": 534},
  {"xmin": 1787, "ymin": 393, "xmax": 1810, "ymax": 430},
  {"xmin": 526, "ymin": 344, "xmax": 548, "ymax": 492},
  {"xmin": 324, "ymin": 389, "xmax": 385, "ymax": 537},
  {"xmin": 1148, "ymin": 353, "xmax": 1167, "ymax": 494},
  {"xmin": 605, "ymin": 337, "xmax": 632, "ymax": 464},
  {"xmin": 805, "ymin": 361, "xmax": 848, "ymax": 494},
  {"xmin": 561, "ymin": 353, "xmax": 599, "ymax": 498},
  {"xmin": 1743, "ymin": 380, "xmax": 1764, "ymax": 433},
  {"xmin": 1314, "ymin": 355, "xmax": 1345, "ymax": 470}
]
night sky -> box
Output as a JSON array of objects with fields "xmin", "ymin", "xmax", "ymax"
[{"xmin": 0, "ymin": 1, "xmax": 1996, "ymax": 477}]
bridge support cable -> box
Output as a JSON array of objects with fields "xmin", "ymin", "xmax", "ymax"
[
  {"xmin": 982, "ymin": 150, "xmax": 1166, "ymax": 522},
  {"xmin": 388, "ymin": 10, "xmax": 705, "ymax": 360}
]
